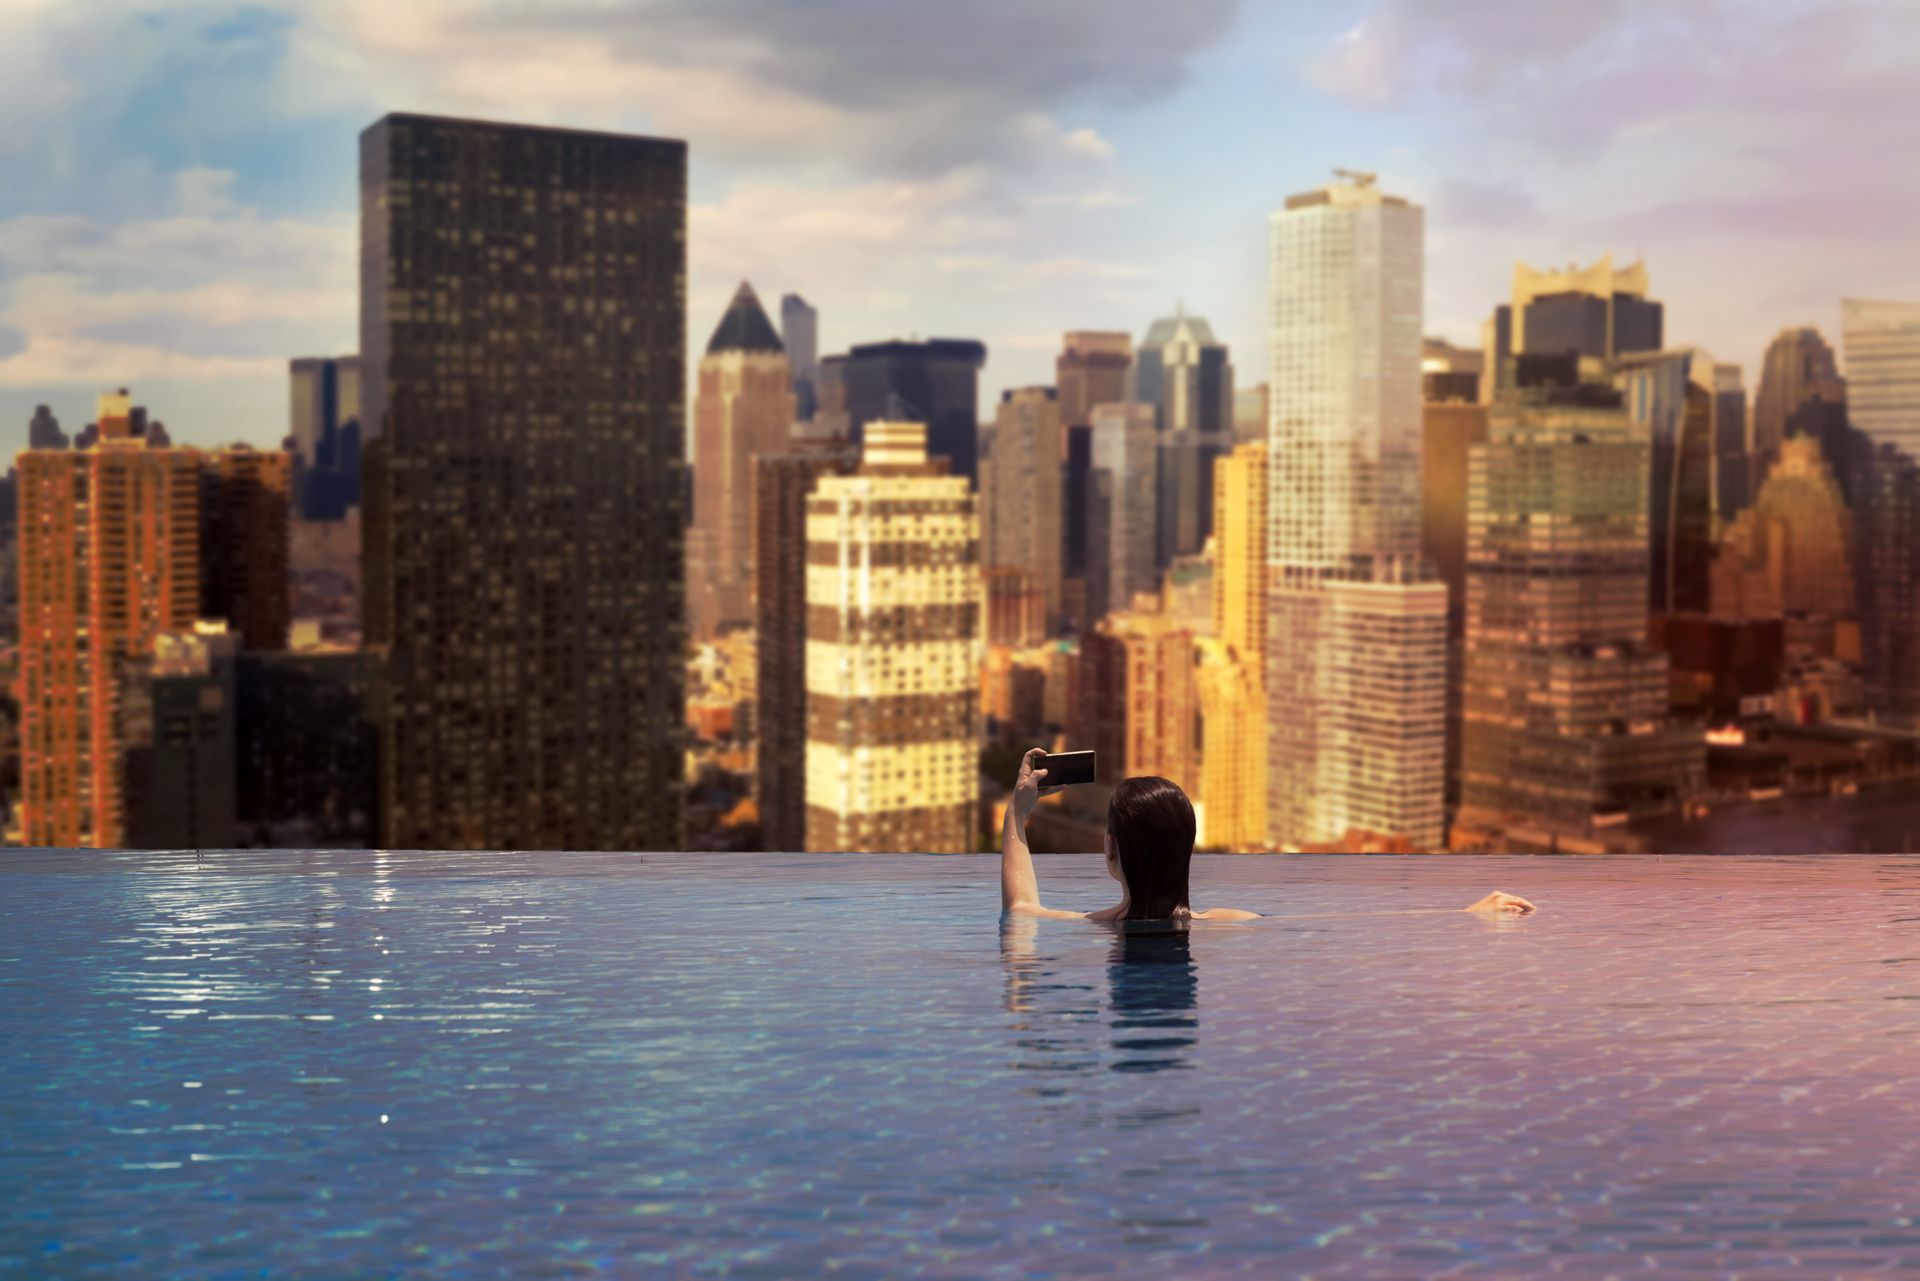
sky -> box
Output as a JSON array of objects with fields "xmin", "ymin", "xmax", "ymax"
[{"xmin": 3, "ymin": 0, "xmax": 1919, "ymax": 454}]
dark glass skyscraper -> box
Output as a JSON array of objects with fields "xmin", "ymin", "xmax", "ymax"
[
  {"xmin": 360, "ymin": 113, "xmax": 687, "ymax": 850},
  {"xmin": 819, "ymin": 339, "xmax": 987, "ymax": 484}
]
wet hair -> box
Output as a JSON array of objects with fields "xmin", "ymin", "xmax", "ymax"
[{"xmin": 1107, "ymin": 776, "xmax": 1194, "ymax": 921}]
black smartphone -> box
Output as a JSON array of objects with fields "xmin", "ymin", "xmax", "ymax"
[{"xmin": 1035, "ymin": 750, "xmax": 1096, "ymax": 787}]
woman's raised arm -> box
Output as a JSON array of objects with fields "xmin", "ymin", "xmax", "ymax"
[{"xmin": 1001, "ymin": 747, "xmax": 1068, "ymax": 914}]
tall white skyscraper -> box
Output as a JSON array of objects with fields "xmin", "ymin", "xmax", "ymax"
[{"xmin": 1265, "ymin": 172, "xmax": 1446, "ymax": 850}]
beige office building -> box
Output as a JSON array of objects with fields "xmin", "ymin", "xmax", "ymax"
[
  {"xmin": 982, "ymin": 386, "xmax": 1064, "ymax": 627},
  {"xmin": 804, "ymin": 423, "xmax": 982, "ymax": 853},
  {"xmin": 690, "ymin": 281, "xmax": 795, "ymax": 638}
]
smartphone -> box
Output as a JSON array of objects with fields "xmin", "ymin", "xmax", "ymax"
[{"xmin": 1035, "ymin": 750, "xmax": 1096, "ymax": 787}]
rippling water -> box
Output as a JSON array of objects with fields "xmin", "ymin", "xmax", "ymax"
[{"xmin": 6, "ymin": 851, "xmax": 1920, "ymax": 1278}]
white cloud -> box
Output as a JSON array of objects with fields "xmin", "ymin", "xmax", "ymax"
[
  {"xmin": 0, "ymin": 180, "xmax": 353, "ymax": 390},
  {"xmin": 171, "ymin": 167, "xmax": 239, "ymax": 217}
]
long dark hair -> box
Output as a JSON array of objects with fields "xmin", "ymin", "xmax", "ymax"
[{"xmin": 1108, "ymin": 776, "xmax": 1194, "ymax": 921}]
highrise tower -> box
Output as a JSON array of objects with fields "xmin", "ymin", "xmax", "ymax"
[
  {"xmin": 804, "ymin": 423, "xmax": 981, "ymax": 853},
  {"xmin": 360, "ymin": 113, "xmax": 687, "ymax": 850},
  {"xmin": 689, "ymin": 281, "xmax": 794, "ymax": 638},
  {"xmin": 1266, "ymin": 171, "xmax": 1446, "ymax": 850}
]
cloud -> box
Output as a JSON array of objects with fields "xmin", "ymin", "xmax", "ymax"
[
  {"xmin": 1311, "ymin": 0, "xmax": 1920, "ymax": 369},
  {"xmin": 277, "ymin": 0, "xmax": 1233, "ymax": 175},
  {"xmin": 688, "ymin": 167, "xmax": 1155, "ymax": 355},
  {"xmin": 0, "ymin": 182, "xmax": 353, "ymax": 389},
  {"xmin": 171, "ymin": 167, "xmax": 239, "ymax": 216}
]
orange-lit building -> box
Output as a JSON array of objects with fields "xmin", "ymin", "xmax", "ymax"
[
  {"xmin": 1195, "ymin": 440, "xmax": 1268, "ymax": 850},
  {"xmin": 1075, "ymin": 596, "xmax": 1196, "ymax": 794},
  {"xmin": 17, "ymin": 391, "xmax": 291, "ymax": 849},
  {"xmin": 20, "ymin": 393, "xmax": 203, "ymax": 847}
]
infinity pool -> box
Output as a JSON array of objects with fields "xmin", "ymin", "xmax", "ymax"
[{"xmin": 6, "ymin": 851, "xmax": 1920, "ymax": 1278}]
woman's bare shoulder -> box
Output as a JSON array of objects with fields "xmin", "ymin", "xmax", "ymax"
[{"xmin": 1190, "ymin": 907, "xmax": 1261, "ymax": 922}]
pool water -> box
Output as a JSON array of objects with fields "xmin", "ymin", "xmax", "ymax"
[{"xmin": 6, "ymin": 851, "xmax": 1920, "ymax": 1278}]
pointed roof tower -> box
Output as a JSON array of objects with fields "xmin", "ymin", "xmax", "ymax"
[{"xmin": 705, "ymin": 281, "xmax": 785, "ymax": 356}]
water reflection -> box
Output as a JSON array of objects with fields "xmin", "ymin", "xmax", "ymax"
[
  {"xmin": 1000, "ymin": 915, "xmax": 1203, "ymax": 1095},
  {"xmin": 1106, "ymin": 923, "xmax": 1197, "ymax": 1074}
]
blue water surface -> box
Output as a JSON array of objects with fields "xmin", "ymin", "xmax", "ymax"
[{"xmin": 6, "ymin": 851, "xmax": 1920, "ymax": 1278}]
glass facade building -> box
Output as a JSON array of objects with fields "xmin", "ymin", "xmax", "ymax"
[
  {"xmin": 1458, "ymin": 379, "xmax": 1703, "ymax": 845},
  {"xmin": 820, "ymin": 339, "xmax": 987, "ymax": 486},
  {"xmin": 359, "ymin": 113, "xmax": 688, "ymax": 851}
]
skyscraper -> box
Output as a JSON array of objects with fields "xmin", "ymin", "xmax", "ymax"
[
  {"xmin": 1134, "ymin": 309, "xmax": 1233, "ymax": 566},
  {"xmin": 1712, "ymin": 436, "xmax": 1855, "ymax": 623},
  {"xmin": 1842, "ymin": 299, "xmax": 1920, "ymax": 460},
  {"xmin": 753, "ymin": 443, "xmax": 858, "ymax": 853},
  {"xmin": 1457, "ymin": 367, "xmax": 1702, "ymax": 849},
  {"xmin": 18, "ymin": 392, "xmax": 202, "ymax": 848},
  {"xmin": 689, "ymin": 281, "xmax": 794, "ymax": 639},
  {"xmin": 1195, "ymin": 440, "xmax": 1268, "ymax": 850},
  {"xmin": 360, "ymin": 113, "xmax": 687, "ymax": 851},
  {"xmin": 287, "ymin": 356, "xmax": 363, "ymax": 520},
  {"xmin": 15, "ymin": 391, "xmax": 281, "ymax": 848},
  {"xmin": 201, "ymin": 445, "xmax": 293, "ymax": 651},
  {"xmin": 982, "ymin": 386, "xmax": 1063, "ymax": 626},
  {"xmin": 781, "ymin": 293, "xmax": 820, "ymax": 422},
  {"xmin": 1085, "ymin": 402, "xmax": 1157, "ymax": 625},
  {"xmin": 1753, "ymin": 327, "xmax": 1842, "ymax": 466},
  {"xmin": 1837, "ymin": 310, "xmax": 1920, "ymax": 710},
  {"xmin": 804, "ymin": 422, "xmax": 981, "ymax": 853},
  {"xmin": 1056, "ymin": 331, "xmax": 1131, "ymax": 431},
  {"xmin": 1267, "ymin": 171, "xmax": 1446, "ymax": 851},
  {"xmin": 1487, "ymin": 255, "xmax": 1662, "ymax": 394},
  {"xmin": 1713, "ymin": 362, "xmax": 1752, "ymax": 518},
  {"xmin": 821, "ymin": 339, "xmax": 988, "ymax": 485},
  {"xmin": 1614, "ymin": 349, "xmax": 1722, "ymax": 615},
  {"xmin": 1076, "ymin": 599, "xmax": 1197, "ymax": 793}
]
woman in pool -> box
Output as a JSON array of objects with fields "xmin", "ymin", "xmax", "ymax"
[{"xmin": 1000, "ymin": 748, "xmax": 1535, "ymax": 920}]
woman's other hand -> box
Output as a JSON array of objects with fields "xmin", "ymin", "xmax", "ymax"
[{"xmin": 1464, "ymin": 891, "xmax": 1536, "ymax": 914}]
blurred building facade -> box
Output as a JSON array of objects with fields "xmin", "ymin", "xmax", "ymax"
[
  {"xmin": 287, "ymin": 356, "xmax": 362, "ymax": 520},
  {"xmin": 17, "ymin": 391, "xmax": 289, "ymax": 848},
  {"xmin": 360, "ymin": 113, "xmax": 687, "ymax": 851},
  {"xmin": 1134, "ymin": 309, "xmax": 1232, "ymax": 569},
  {"xmin": 753, "ymin": 444, "xmax": 858, "ymax": 853},
  {"xmin": 1457, "ymin": 368, "xmax": 1702, "ymax": 849},
  {"xmin": 689, "ymin": 281, "xmax": 794, "ymax": 639},
  {"xmin": 1195, "ymin": 441, "xmax": 1268, "ymax": 851},
  {"xmin": 1267, "ymin": 172, "xmax": 1446, "ymax": 851},
  {"xmin": 781, "ymin": 293, "xmax": 820, "ymax": 423},
  {"xmin": 804, "ymin": 423, "xmax": 981, "ymax": 853},
  {"xmin": 1085, "ymin": 402, "xmax": 1159, "ymax": 625},
  {"xmin": 982, "ymin": 386, "xmax": 1064, "ymax": 628},
  {"xmin": 820, "ymin": 339, "xmax": 987, "ymax": 486},
  {"xmin": 1841, "ymin": 299, "xmax": 1920, "ymax": 719}
]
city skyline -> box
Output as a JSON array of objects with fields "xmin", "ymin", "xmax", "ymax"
[{"xmin": 6, "ymin": 2, "xmax": 1920, "ymax": 451}]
